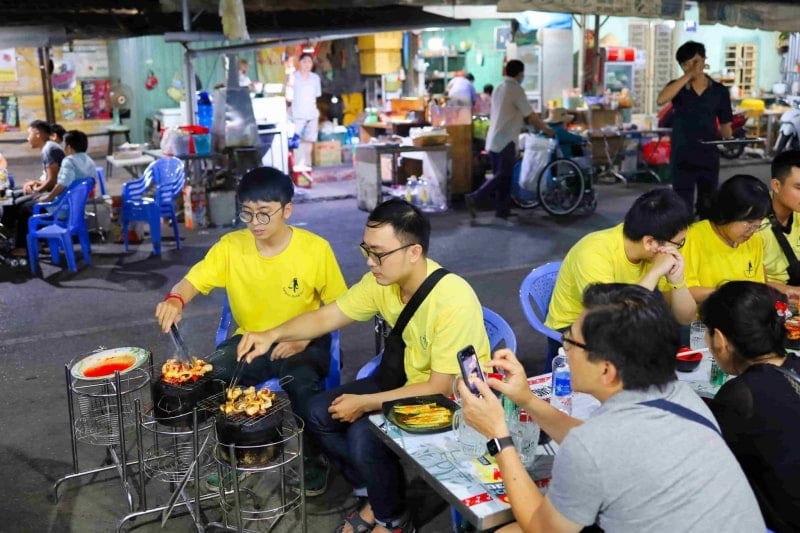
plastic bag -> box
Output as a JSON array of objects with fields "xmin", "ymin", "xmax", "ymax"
[
  {"xmin": 520, "ymin": 135, "xmax": 555, "ymax": 191},
  {"xmin": 219, "ymin": 0, "xmax": 250, "ymax": 41}
]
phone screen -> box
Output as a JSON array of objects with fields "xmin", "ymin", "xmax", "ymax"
[{"xmin": 457, "ymin": 345, "xmax": 486, "ymax": 396}]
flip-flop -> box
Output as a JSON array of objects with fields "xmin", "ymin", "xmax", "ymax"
[{"xmin": 334, "ymin": 503, "xmax": 374, "ymax": 533}]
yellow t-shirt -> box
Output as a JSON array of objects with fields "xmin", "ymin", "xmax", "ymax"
[
  {"xmin": 763, "ymin": 214, "xmax": 800, "ymax": 284},
  {"xmin": 683, "ymin": 220, "xmax": 764, "ymax": 289},
  {"xmin": 546, "ymin": 224, "xmax": 670, "ymax": 331},
  {"xmin": 185, "ymin": 227, "xmax": 347, "ymax": 334},
  {"xmin": 336, "ymin": 259, "xmax": 491, "ymax": 385}
]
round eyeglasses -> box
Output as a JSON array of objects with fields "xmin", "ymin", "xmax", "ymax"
[
  {"xmin": 740, "ymin": 220, "xmax": 770, "ymax": 232},
  {"xmin": 238, "ymin": 206, "xmax": 284, "ymax": 225},
  {"xmin": 359, "ymin": 242, "xmax": 416, "ymax": 265}
]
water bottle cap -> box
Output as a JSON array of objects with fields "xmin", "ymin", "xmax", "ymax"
[{"xmin": 518, "ymin": 409, "xmax": 531, "ymax": 422}]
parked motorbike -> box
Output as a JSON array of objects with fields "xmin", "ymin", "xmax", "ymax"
[
  {"xmin": 717, "ymin": 111, "xmax": 749, "ymax": 159},
  {"xmin": 774, "ymin": 104, "xmax": 800, "ymax": 155}
]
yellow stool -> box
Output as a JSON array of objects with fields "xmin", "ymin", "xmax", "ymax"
[{"xmin": 739, "ymin": 98, "xmax": 765, "ymax": 137}]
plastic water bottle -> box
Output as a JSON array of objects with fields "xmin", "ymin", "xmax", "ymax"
[
  {"xmin": 551, "ymin": 348, "xmax": 572, "ymax": 415},
  {"xmin": 197, "ymin": 91, "xmax": 213, "ymax": 130}
]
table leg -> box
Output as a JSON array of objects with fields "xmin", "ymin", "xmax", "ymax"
[
  {"xmin": 601, "ymin": 135, "xmax": 627, "ymax": 185},
  {"xmin": 766, "ymin": 114, "xmax": 776, "ymax": 157}
]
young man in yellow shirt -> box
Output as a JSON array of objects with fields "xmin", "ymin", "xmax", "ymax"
[
  {"xmin": 762, "ymin": 150, "xmax": 800, "ymax": 301},
  {"xmin": 545, "ymin": 188, "xmax": 695, "ymax": 369},
  {"xmin": 155, "ymin": 166, "xmax": 347, "ymax": 494},
  {"xmin": 238, "ymin": 198, "xmax": 491, "ymax": 533}
]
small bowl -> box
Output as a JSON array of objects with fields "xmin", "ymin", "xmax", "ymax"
[{"xmin": 676, "ymin": 349, "xmax": 703, "ymax": 372}]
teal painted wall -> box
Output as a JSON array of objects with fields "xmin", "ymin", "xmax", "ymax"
[
  {"xmin": 108, "ymin": 36, "xmax": 257, "ymax": 142},
  {"xmin": 424, "ymin": 20, "xmax": 513, "ymax": 92},
  {"xmin": 576, "ymin": 4, "xmax": 781, "ymax": 94}
]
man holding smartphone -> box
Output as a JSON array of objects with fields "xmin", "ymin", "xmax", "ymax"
[
  {"xmin": 459, "ymin": 283, "xmax": 764, "ymax": 532},
  {"xmin": 237, "ymin": 199, "xmax": 490, "ymax": 533}
]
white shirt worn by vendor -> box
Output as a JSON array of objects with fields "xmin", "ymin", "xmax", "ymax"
[
  {"xmin": 291, "ymin": 71, "xmax": 322, "ymax": 120},
  {"xmin": 485, "ymin": 76, "xmax": 532, "ymax": 154}
]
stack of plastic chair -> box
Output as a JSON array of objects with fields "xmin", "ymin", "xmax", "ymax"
[
  {"xmin": 121, "ymin": 157, "xmax": 185, "ymax": 255},
  {"xmin": 27, "ymin": 177, "xmax": 94, "ymax": 275},
  {"xmin": 519, "ymin": 261, "xmax": 563, "ymax": 372},
  {"xmin": 216, "ymin": 294, "xmax": 341, "ymax": 391}
]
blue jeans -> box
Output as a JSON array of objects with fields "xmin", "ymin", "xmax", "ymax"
[
  {"xmin": 214, "ymin": 333, "xmax": 330, "ymax": 459},
  {"xmin": 307, "ymin": 376, "xmax": 406, "ymax": 521}
]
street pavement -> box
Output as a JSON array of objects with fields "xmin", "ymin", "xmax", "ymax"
[{"xmin": 0, "ymin": 154, "xmax": 771, "ymax": 532}]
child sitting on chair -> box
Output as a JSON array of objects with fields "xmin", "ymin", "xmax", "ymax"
[{"xmin": 545, "ymin": 107, "xmax": 585, "ymax": 158}]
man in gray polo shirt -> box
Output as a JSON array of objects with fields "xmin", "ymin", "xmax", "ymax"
[{"xmin": 459, "ymin": 283, "xmax": 764, "ymax": 532}]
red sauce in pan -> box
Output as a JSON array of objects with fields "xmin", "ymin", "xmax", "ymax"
[{"xmin": 84, "ymin": 358, "xmax": 134, "ymax": 377}]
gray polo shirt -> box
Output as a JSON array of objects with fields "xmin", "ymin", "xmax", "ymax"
[{"xmin": 548, "ymin": 381, "xmax": 764, "ymax": 532}]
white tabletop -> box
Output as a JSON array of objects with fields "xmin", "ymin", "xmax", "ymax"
[
  {"xmin": 367, "ymin": 374, "xmax": 601, "ymax": 531},
  {"xmin": 675, "ymin": 348, "xmax": 723, "ymax": 398}
]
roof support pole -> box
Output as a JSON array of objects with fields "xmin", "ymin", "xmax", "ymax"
[
  {"xmin": 38, "ymin": 47, "xmax": 55, "ymax": 123},
  {"xmin": 182, "ymin": 0, "xmax": 197, "ymax": 124}
]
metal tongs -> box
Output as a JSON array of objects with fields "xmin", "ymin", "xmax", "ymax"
[
  {"xmin": 169, "ymin": 324, "xmax": 191, "ymax": 363},
  {"xmin": 228, "ymin": 357, "xmax": 246, "ymax": 394}
]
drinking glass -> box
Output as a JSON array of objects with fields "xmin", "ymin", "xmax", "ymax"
[
  {"xmin": 689, "ymin": 321, "xmax": 707, "ymax": 351},
  {"xmin": 509, "ymin": 411, "xmax": 540, "ymax": 469},
  {"xmin": 451, "ymin": 409, "xmax": 485, "ymax": 458}
]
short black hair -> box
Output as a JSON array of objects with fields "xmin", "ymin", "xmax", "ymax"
[
  {"xmin": 299, "ymin": 52, "xmax": 313, "ymax": 62},
  {"xmin": 483, "ymin": 84, "xmax": 493, "ymax": 95},
  {"xmin": 50, "ymin": 123, "xmax": 66, "ymax": 142},
  {"xmin": 29, "ymin": 120, "xmax": 52, "ymax": 137},
  {"xmin": 505, "ymin": 60, "xmax": 524, "ymax": 78},
  {"xmin": 701, "ymin": 281, "xmax": 787, "ymax": 363},
  {"xmin": 771, "ymin": 149, "xmax": 800, "ymax": 183},
  {"xmin": 466, "ymin": 73, "xmax": 475, "ymax": 82},
  {"xmin": 237, "ymin": 166, "xmax": 294, "ymax": 206},
  {"xmin": 367, "ymin": 198, "xmax": 430, "ymax": 254},
  {"xmin": 623, "ymin": 188, "xmax": 693, "ymax": 242},
  {"xmin": 708, "ymin": 175, "xmax": 771, "ymax": 224},
  {"xmin": 63, "ymin": 130, "xmax": 88, "ymax": 153},
  {"xmin": 580, "ymin": 283, "xmax": 679, "ymax": 391},
  {"xmin": 676, "ymin": 41, "xmax": 706, "ymax": 64}
]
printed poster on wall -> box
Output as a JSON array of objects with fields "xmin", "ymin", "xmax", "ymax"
[
  {"xmin": 53, "ymin": 84, "xmax": 84, "ymax": 121},
  {"xmin": 63, "ymin": 40, "xmax": 109, "ymax": 79},
  {"xmin": 0, "ymin": 49, "xmax": 17, "ymax": 83},
  {"xmin": 0, "ymin": 96, "xmax": 20, "ymax": 132},
  {"xmin": 81, "ymin": 79, "xmax": 111, "ymax": 119}
]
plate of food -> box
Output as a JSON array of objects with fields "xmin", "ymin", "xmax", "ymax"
[
  {"xmin": 382, "ymin": 394, "xmax": 458, "ymax": 434},
  {"xmin": 71, "ymin": 347, "xmax": 149, "ymax": 381}
]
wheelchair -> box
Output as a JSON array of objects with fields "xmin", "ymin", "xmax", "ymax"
[{"xmin": 511, "ymin": 137, "xmax": 597, "ymax": 216}]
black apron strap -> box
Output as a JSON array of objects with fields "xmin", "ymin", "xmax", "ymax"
[
  {"xmin": 392, "ymin": 268, "xmax": 450, "ymax": 337},
  {"xmin": 769, "ymin": 213, "xmax": 800, "ymax": 286}
]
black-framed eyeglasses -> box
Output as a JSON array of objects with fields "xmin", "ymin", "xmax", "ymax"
[
  {"xmin": 561, "ymin": 331, "xmax": 588, "ymax": 351},
  {"xmin": 664, "ymin": 237, "xmax": 686, "ymax": 249},
  {"xmin": 359, "ymin": 242, "xmax": 416, "ymax": 265},
  {"xmin": 238, "ymin": 205, "xmax": 284, "ymax": 225}
]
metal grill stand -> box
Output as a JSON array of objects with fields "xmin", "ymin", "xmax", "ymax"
[
  {"xmin": 52, "ymin": 359, "xmax": 152, "ymax": 511},
  {"xmin": 206, "ymin": 399, "xmax": 307, "ymax": 533}
]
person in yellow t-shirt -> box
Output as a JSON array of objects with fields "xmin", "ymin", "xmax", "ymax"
[
  {"xmin": 545, "ymin": 188, "xmax": 695, "ymax": 369},
  {"xmin": 762, "ymin": 150, "xmax": 800, "ymax": 302},
  {"xmin": 683, "ymin": 174, "xmax": 771, "ymax": 305},
  {"xmin": 155, "ymin": 167, "xmax": 347, "ymax": 494},
  {"xmin": 238, "ymin": 198, "xmax": 490, "ymax": 533}
]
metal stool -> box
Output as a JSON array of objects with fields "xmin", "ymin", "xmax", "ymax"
[{"xmin": 106, "ymin": 125, "xmax": 131, "ymax": 156}]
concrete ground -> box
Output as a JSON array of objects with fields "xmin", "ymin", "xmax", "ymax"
[{"xmin": 0, "ymin": 153, "xmax": 771, "ymax": 532}]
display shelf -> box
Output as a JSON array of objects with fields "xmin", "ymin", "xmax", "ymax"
[
  {"xmin": 419, "ymin": 52, "xmax": 466, "ymax": 95},
  {"xmin": 724, "ymin": 43, "xmax": 758, "ymax": 95}
]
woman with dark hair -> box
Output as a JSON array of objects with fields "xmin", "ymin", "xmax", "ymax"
[
  {"xmin": 701, "ymin": 281, "xmax": 800, "ymax": 532},
  {"xmin": 682, "ymin": 174, "xmax": 771, "ymax": 304}
]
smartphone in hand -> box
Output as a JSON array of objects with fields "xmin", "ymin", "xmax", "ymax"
[{"xmin": 457, "ymin": 345, "xmax": 486, "ymax": 396}]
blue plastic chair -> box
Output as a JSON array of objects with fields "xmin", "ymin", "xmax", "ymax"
[
  {"xmin": 121, "ymin": 157, "xmax": 185, "ymax": 255},
  {"xmin": 27, "ymin": 177, "xmax": 94, "ymax": 274},
  {"xmin": 519, "ymin": 261, "xmax": 563, "ymax": 371},
  {"xmin": 216, "ymin": 295, "xmax": 342, "ymax": 391},
  {"xmin": 356, "ymin": 306, "xmax": 517, "ymax": 379}
]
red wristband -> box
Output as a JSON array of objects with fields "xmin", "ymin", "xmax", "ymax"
[{"xmin": 164, "ymin": 293, "xmax": 185, "ymax": 308}]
